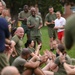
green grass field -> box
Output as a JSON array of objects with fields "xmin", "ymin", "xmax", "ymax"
[{"xmin": 23, "ymin": 26, "xmax": 75, "ymax": 58}]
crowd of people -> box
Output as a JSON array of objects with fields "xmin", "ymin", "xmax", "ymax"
[{"xmin": 0, "ymin": 0, "xmax": 75, "ymax": 75}]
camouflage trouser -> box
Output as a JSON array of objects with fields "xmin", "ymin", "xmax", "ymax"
[
  {"xmin": 21, "ymin": 24, "xmax": 30, "ymax": 39},
  {"xmin": 21, "ymin": 24, "xmax": 30, "ymax": 35},
  {"xmin": 0, "ymin": 53, "xmax": 9, "ymax": 71},
  {"xmin": 48, "ymin": 27, "xmax": 56, "ymax": 39}
]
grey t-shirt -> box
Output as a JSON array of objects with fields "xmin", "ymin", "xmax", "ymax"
[{"xmin": 12, "ymin": 56, "xmax": 27, "ymax": 74}]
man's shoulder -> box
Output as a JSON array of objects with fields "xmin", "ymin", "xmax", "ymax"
[
  {"xmin": 12, "ymin": 56, "xmax": 20, "ymax": 64},
  {"xmin": 12, "ymin": 35, "xmax": 18, "ymax": 39},
  {"xmin": 55, "ymin": 18, "xmax": 58, "ymax": 22},
  {"xmin": 0, "ymin": 17, "xmax": 8, "ymax": 27},
  {"xmin": 12, "ymin": 56, "xmax": 26, "ymax": 63},
  {"xmin": 0, "ymin": 17, "xmax": 7, "ymax": 23},
  {"xmin": 19, "ymin": 10, "xmax": 24, "ymax": 14},
  {"xmin": 46, "ymin": 13, "xmax": 50, "ymax": 17},
  {"xmin": 27, "ymin": 15, "xmax": 32, "ymax": 19},
  {"xmin": 36, "ymin": 15, "xmax": 42, "ymax": 19},
  {"xmin": 61, "ymin": 17, "xmax": 66, "ymax": 20},
  {"xmin": 12, "ymin": 35, "xmax": 19, "ymax": 42}
]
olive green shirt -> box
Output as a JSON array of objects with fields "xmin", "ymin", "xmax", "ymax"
[
  {"xmin": 45, "ymin": 13, "xmax": 56, "ymax": 28},
  {"xmin": 12, "ymin": 56, "xmax": 27, "ymax": 74},
  {"xmin": 0, "ymin": 53, "xmax": 9, "ymax": 71},
  {"xmin": 27, "ymin": 15, "xmax": 42, "ymax": 36},
  {"xmin": 12, "ymin": 35, "xmax": 23, "ymax": 56},
  {"xmin": 18, "ymin": 10, "xmax": 31, "ymax": 24},
  {"xmin": 54, "ymin": 55, "xmax": 71, "ymax": 75},
  {"xmin": 28, "ymin": 47, "xmax": 35, "ymax": 53},
  {"xmin": 28, "ymin": 47, "xmax": 35, "ymax": 59}
]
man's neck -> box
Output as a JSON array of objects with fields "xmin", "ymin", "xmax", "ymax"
[
  {"xmin": 32, "ymin": 15, "xmax": 36, "ymax": 17},
  {"xmin": 50, "ymin": 12, "xmax": 54, "ymax": 14},
  {"xmin": 24, "ymin": 10, "xmax": 28, "ymax": 13},
  {"xmin": 58, "ymin": 17, "xmax": 61, "ymax": 19},
  {"xmin": 21, "ymin": 55, "xmax": 26, "ymax": 60}
]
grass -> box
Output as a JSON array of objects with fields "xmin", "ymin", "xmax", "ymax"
[{"xmin": 23, "ymin": 26, "xmax": 75, "ymax": 58}]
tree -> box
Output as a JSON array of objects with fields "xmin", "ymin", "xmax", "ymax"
[{"xmin": 4, "ymin": 0, "xmax": 75, "ymax": 20}]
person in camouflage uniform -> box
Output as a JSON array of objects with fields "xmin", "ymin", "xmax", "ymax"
[
  {"xmin": 45, "ymin": 6, "xmax": 57, "ymax": 51},
  {"xmin": 27, "ymin": 7, "xmax": 43, "ymax": 48},
  {"xmin": 18, "ymin": 5, "xmax": 31, "ymax": 40}
]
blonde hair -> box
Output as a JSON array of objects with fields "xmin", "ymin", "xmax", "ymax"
[{"xmin": 1, "ymin": 0, "xmax": 6, "ymax": 8}]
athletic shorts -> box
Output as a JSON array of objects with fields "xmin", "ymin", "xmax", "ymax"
[{"xmin": 57, "ymin": 31, "xmax": 64, "ymax": 41}]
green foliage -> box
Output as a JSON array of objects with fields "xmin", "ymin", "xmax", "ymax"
[
  {"xmin": 4, "ymin": 0, "xmax": 64, "ymax": 16},
  {"xmin": 23, "ymin": 26, "xmax": 75, "ymax": 58},
  {"xmin": 41, "ymin": 26, "xmax": 75, "ymax": 58},
  {"xmin": 4, "ymin": 0, "xmax": 75, "ymax": 16}
]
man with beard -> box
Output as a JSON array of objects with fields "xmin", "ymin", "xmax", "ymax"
[{"xmin": 12, "ymin": 48, "xmax": 45, "ymax": 75}]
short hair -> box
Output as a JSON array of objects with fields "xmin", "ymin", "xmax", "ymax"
[
  {"xmin": 56, "ymin": 11, "xmax": 61, "ymax": 14},
  {"xmin": 23, "ymin": 5, "xmax": 28, "ymax": 9},
  {"xmin": 21, "ymin": 48, "xmax": 31, "ymax": 56},
  {"xmin": 49, "ymin": 6, "xmax": 53, "ymax": 8},
  {"xmin": 58, "ymin": 44, "xmax": 65, "ymax": 53},
  {"xmin": 1, "ymin": 0, "xmax": 6, "ymax": 8},
  {"xmin": 31, "ymin": 7, "xmax": 35, "ymax": 10}
]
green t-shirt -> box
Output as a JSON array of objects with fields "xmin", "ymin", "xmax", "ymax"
[
  {"xmin": 45, "ymin": 13, "xmax": 56, "ymax": 28},
  {"xmin": 12, "ymin": 35, "xmax": 23, "ymax": 56},
  {"xmin": 18, "ymin": 10, "xmax": 31, "ymax": 24},
  {"xmin": 27, "ymin": 15, "xmax": 42, "ymax": 36},
  {"xmin": 0, "ymin": 53, "xmax": 9, "ymax": 71},
  {"xmin": 54, "ymin": 55, "xmax": 71, "ymax": 75},
  {"xmin": 28, "ymin": 47, "xmax": 35, "ymax": 53},
  {"xmin": 28, "ymin": 47, "xmax": 35, "ymax": 59},
  {"xmin": 12, "ymin": 56, "xmax": 27, "ymax": 74}
]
